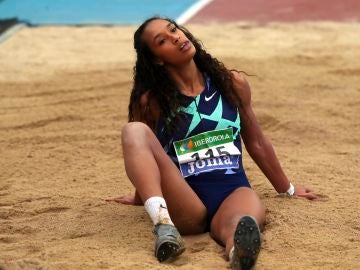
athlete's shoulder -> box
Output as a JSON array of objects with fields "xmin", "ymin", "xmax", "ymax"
[{"xmin": 230, "ymin": 71, "xmax": 251, "ymax": 106}]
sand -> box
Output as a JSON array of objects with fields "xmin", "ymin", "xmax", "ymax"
[{"xmin": 0, "ymin": 22, "xmax": 359, "ymax": 270}]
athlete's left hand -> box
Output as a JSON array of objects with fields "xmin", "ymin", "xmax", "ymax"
[{"xmin": 294, "ymin": 185, "xmax": 318, "ymax": 200}]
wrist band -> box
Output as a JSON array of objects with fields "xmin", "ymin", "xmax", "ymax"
[{"xmin": 286, "ymin": 183, "xmax": 295, "ymax": 196}]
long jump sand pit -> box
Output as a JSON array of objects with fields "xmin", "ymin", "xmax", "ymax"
[{"xmin": 0, "ymin": 22, "xmax": 359, "ymax": 269}]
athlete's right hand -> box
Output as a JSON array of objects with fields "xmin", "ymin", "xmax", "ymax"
[{"xmin": 103, "ymin": 194, "xmax": 143, "ymax": 205}]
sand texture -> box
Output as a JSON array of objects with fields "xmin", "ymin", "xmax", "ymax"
[{"xmin": 0, "ymin": 22, "xmax": 359, "ymax": 269}]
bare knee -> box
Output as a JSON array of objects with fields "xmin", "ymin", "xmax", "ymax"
[
  {"xmin": 121, "ymin": 122, "xmax": 152, "ymax": 148},
  {"xmin": 230, "ymin": 188, "xmax": 266, "ymax": 226}
]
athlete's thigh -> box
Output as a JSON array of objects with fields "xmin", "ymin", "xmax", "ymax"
[
  {"xmin": 131, "ymin": 122, "xmax": 207, "ymax": 234},
  {"xmin": 210, "ymin": 187, "xmax": 265, "ymax": 243},
  {"xmin": 157, "ymin": 150, "xmax": 207, "ymax": 234}
]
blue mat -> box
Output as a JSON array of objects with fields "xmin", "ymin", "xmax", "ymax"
[{"xmin": 0, "ymin": 0, "xmax": 198, "ymax": 25}]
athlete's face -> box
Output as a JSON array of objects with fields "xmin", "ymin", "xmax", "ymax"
[{"xmin": 141, "ymin": 19, "xmax": 196, "ymax": 66}]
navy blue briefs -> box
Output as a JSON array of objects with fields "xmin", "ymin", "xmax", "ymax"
[{"xmin": 185, "ymin": 169, "xmax": 251, "ymax": 230}]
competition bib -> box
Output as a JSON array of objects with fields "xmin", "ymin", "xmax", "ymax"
[{"xmin": 173, "ymin": 128, "xmax": 240, "ymax": 177}]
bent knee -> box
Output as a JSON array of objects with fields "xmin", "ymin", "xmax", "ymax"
[
  {"xmin": 121, "ymin": 122, "xmax": 152, "ymax": 147},
  {"xmin": 235, "ymin": 187, "xmax": 266, "ymax": 222}
]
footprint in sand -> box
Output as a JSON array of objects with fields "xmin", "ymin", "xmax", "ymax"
[
  {"xmin": 15, "ymin": 259, "xmax": 45, "ymax": 270},
  {"xmin": 329, "ymin": 68, "xmax": 360, "ymax": 76},
  {"xmin": 0, "ymin": 115, "xmax": 83, "ymax": 131},
  {"xmin": 34, "ymin": 206, "xmax": 70, "ymax": 215},
  {"xmin": 0, "ymin": 235, "xmax": 18, "ymax": 244},
  {"xmin": 256, "ymin": 113, "xmax": 280, "ymax": 131},
  {"xmin": 190, "ymin": 241, "xmax": 209, "ymax": 253}
]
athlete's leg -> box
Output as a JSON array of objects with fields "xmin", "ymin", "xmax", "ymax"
[
  {"xmin": 121, "ymin": 122, "xmax": 207, "ymax": 234},
  {"xmin": 209, "ymin": 187, "xmax": 265, "ymax": 257}
]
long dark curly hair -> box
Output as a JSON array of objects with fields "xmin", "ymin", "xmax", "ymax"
[{"xmin": 129, "ymin": 16, "xmax": 241, "ymax": 131}]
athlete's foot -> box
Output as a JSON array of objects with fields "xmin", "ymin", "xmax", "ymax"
[
  {"xmin": 153, "ymin": 223, "xmax": 185, "ymax": 262},
  {"xmin": 230, "ymin": 216, "xmax": 261, "ymax": 270}
]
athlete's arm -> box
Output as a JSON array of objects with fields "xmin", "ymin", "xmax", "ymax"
[{"xmin": 231, "ymin": 71, "xmax": 317, "ymax": 200}]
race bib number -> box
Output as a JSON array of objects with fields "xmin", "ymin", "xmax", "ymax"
[{"xmin": 173, "ymin": 128, "xmax": 240, "ymax": 177}]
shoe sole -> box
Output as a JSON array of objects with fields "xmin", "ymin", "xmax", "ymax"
[
  {"xmin": 156, "ymin": 240, "xmax": 185, "ymax": 262},
  {"xmin": 231, "ymin": 216, "xmax": 261, "ymax": 270}
]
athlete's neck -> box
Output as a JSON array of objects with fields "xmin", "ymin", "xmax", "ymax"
[{"xmin": 166, "ymin": 61, "xmax": 204, "ymax": 97}]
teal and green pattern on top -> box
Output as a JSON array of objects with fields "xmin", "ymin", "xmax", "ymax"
[
  {"xmin": 179, "ymin": 75, "xmax": 241, "ymax": 140},
  {"xmin": 181, "ymin": 95, "xmax": 240, "ymax": 139}
]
